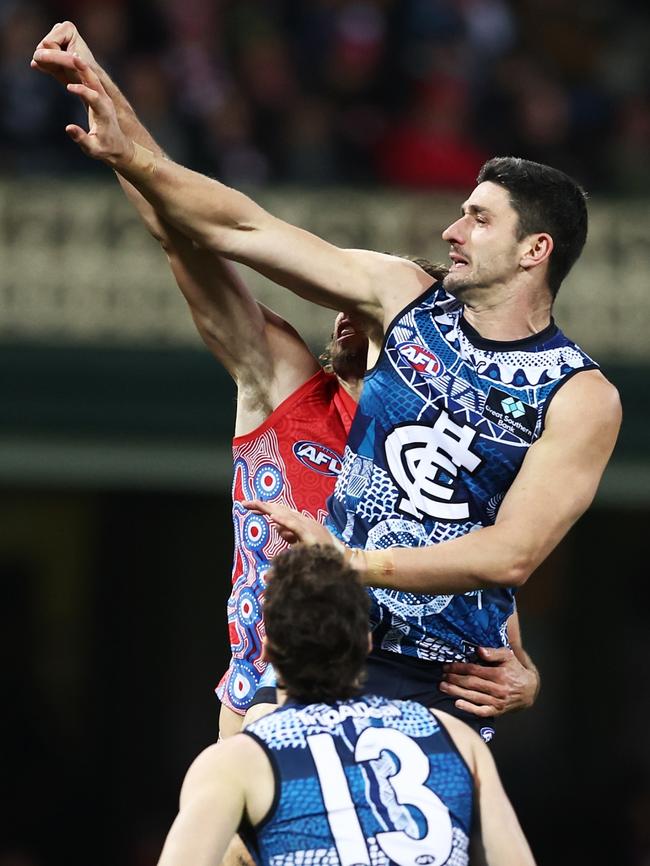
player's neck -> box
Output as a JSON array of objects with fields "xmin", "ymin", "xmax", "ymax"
[
  {"xmin": 462, "ymin": 285, "xmax": 552, "ymax": 342},
  {"xmin": 337, "ymin": 376, "xmax": 363, "ymax": 403}
]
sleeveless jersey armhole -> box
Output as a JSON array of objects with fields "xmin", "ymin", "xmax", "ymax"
[
  {"xmin": 429, "ymin": 710, "xmax": 476, "ymax": 787},
  {"xmin": 539, "ymin": 363, "xmax": 600, "ymax": 433},
  {"xmin": 233, "ymin": 369, "xmax": 331, "ymax": 445},
  {"xmin": 238, "ymin": 730, "xmax": 282, "ymax": 830}
]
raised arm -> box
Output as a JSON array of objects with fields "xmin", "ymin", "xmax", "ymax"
[
  {"xmin": 32, "ymin": 26, "xmax": 321, "ymax": 432},
  {"xmin": 32, "ymin": 39, "xmax": 432, "ymax": 332},
  {"xmin": 246, "ymin": 369, "xmax": 621, "ymax": 592}
]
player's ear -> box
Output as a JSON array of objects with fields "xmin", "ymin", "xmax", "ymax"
[
  {"xmin": 261, "ymin": 637, "xmax": 270, "ymax": 662},
  {"xmin": 367, "ymin": 631, "xmax": 373, "ymax": 655},
  {"xmin": 520, "ymin": 232, "xmax": 553, "ymax": 271}
]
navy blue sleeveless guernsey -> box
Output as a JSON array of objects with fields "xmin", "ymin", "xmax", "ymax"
[
  {"xmin": 327, "ymin": 283, "xmax": 598, "ymax": 662},
  {"xmin": 241, "ymin": 695, "xmax": 473, "ymax": 866}
]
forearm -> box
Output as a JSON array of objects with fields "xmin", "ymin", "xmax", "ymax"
[
  {"xmin": 93, "ymin": 68, "xmax": 173, "ymax": 241},
  {"xmin": 111, "ymin": 147, "xmax": 382, "ymax": 316},
  {"xmin": 357, "ymin": 522, "xmax": 532, "ymax": 594},
  {"xmin": 115, "ymin": 148, "xmax": 272, "ymax": 257}
]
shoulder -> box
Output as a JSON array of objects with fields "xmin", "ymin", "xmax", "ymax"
[
  {"xmin": 182, "ymin": 734, "xmax": 266, "ymax": 790},
  {"xmin": 546, "ymin": 368, "xmax": 622, "ymax": 436}
]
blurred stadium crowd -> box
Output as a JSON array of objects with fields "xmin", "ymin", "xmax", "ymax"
[{"xmin": 2, "ymin": 0, "xmax": 649, "ymax": 193}]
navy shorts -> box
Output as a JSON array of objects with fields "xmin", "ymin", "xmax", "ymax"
[
  {"xmin": 364, "ymin": 648, "xmax": 496, "ymax": 742},
  {"xmin": 249, "ymin": 648, "xmax": 497, "ymax": 744}
]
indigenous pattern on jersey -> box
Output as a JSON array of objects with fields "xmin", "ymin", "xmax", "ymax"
[
  {"xmin": 327, "ymin": 283, "xmax": 597, "ymax": 662},
  {"xmin": 217, "ymin": 370, "xmax": 356, "ymax": 713},
  {"xmin": 242, "ymin": 695, "xmax": 472, "ymax": 866}
]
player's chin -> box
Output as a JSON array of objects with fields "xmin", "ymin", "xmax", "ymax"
[
  {"xmin": 442, "ymin": 270, "xmax": 472, "ymax": 295},
  {"xmin": 331, "ymin": 348, "xmax": 366, "ymax": 379}
]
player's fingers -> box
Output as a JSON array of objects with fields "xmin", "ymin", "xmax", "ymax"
[
  {"xmin": 441, "ymin": 674, "xmax": 507, "ymax": 698},
  {"xmin": 242, "ymin": 498, "xmax": 272, "ymax": 515},
  {"xmin": 276, "ymin": 528, "xmax": 299, "ymax": 544},
  {"xmin": 65, "ymin": 124, "xmax": 89, "ymax": 147},
  {"xmin": 444, "ymin": 662, "xmax": 499, "ymax": 680},
  {"xmin": 37, "ymin": 21, "xmax": 75, "ymax": 50},
  {"xmin": 66, "ymin": 82, "xmax": 103, "ymax": 113},
  {"xmin": 32, "ymin": 49, "xmax": 79, "ymax": 74},
  {"xmin": 453, "ymin": 699, "xmax": 496, "ymax": 718},
  {"xmin": 71, "ymin": 55, "xmax": 105, "ymax": 94},
  {"xmin": 439, "ymin": 681, "xmax": 498, "ymax": 705},
  {"xmin": 478, "ymin": 646, "xmax": 513, "ymax": 663}
]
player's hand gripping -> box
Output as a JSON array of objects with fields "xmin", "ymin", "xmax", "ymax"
[
  {"xmin": 243, "ymin": 500, "xmax": 339, "ymax": 548},
  {"xmin": 31, "ymin": 52, "xmax": 133, "ymax": 168},
  {"xmin": 439, "ymin": 646, "xmax": 539, "ymax": 717},
  {"xmin": 31, "ymin": 21, "xmax": 96, "ymax": 84}
]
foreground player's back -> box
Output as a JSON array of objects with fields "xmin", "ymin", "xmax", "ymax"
[{"xmin": 239, "ymin": 695, "xmax": 535, "ymax": 866}]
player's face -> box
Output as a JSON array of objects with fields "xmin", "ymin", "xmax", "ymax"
[
  {"xmin": 441, "ymin": 182, "xmax": 523, "ymax": 299},
  {"xmin": 329, "ymin": 313, "xmax": 368, "ymax": 381}
]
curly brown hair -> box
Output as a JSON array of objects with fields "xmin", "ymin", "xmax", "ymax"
[{"xmin": 263, "ymin": 544, "xmax": 371, "ymax": 704}]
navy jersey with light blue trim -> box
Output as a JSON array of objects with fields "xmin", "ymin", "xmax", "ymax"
[
  {"xmin": 242, "ymin": 695, "xmax": 473, "ymax": 866},
  {"xmin": 326, "ymin": 283, "xmax": 597, "ymax": 662}
]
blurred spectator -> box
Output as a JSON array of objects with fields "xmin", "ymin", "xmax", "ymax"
[
  {"xmin": 0, "ymin": 1, "xmax": 73, "ymax": 173},
  {"xmin": 375, "ymin": 75, "xmax": 488, "ymax": 188},
  {"xmin": 2, "ymin": 0, "xmax": 649, "ymax": 192}
]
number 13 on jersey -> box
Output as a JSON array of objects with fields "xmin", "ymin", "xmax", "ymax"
[{"xmin": 307, "ymin": 728, "xmax": 454, "ymax": 866}]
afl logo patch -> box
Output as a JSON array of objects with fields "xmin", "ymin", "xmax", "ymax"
[
  {"xmin": 293, "ymin": 441, "xmax": 343, "ymax": 477},
  {"xmin": 398, "ymin": 343, "xmax": 444, "ymax": 377}
]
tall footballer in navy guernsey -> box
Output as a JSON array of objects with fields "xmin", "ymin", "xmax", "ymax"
[
  {"xmin": 326, "ymin": 284, "xmax": 596, "ymax": 663},
  {"xmin": 52, "ymin": 70, "xmax": 622, "ymax": 721},
  {"xmin": 154, "ymin": 547, "xmax": 536, "ymax": 866}
]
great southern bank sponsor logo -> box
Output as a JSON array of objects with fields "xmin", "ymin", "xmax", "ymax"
[
  {"xmin": 292, "ymin": 441, "xmax": 343, "ymax": 477},
  {"xmin": 398, "ymin": 342, "xmax": 444, "ymax": 377},
  {"xmin": 482, "ymin": 387, "xmax": 537, "ymax": 444}
]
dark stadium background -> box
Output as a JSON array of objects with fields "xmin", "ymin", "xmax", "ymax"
[{"xmin": 1, "ymin": 2, "xmax": 649, "ymax": 865}]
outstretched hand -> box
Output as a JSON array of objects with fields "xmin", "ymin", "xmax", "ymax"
[
  {"xmin": 243, "ymin": 500, "xmax": 339, "ymax": 548},
  {"xmin": 31, "ymin": 21, "xmax": 95, "ymax": 84},
  {"xmin": 439, "ymin": 646, "xmax": 539, "ymax": 717},
  {"xmin": 31, "ymin": 51, "xmax": 131, "ymax": 167}
]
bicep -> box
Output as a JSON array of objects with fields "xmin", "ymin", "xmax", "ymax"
[
  {"xmin": 494, "ymin": 372, "xmax": 621, "ymax": 572},
  {"xmin": 222, "ymin": 219, "xmax": 430, "ymax": 323}
]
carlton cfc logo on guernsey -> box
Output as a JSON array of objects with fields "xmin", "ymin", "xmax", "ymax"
[
  {"xmin": 292, "ymin": 441, "xmax": 343, "ymax": 477},
  {"xmin": 398, "ymin": 343, "xmax": 444, "ymax": 377}
]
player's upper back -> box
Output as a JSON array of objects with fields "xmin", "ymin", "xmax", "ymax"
[{"xmin": 241, "ymin": 694, "xmax": 474, "ymax": 866}]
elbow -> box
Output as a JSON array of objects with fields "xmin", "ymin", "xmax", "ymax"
[
  {"xmin": 503, "ymin": 561, "xmax": 532, "ymax": 589},
  {"xmin": 484, "ymin": 555, "xmax": 534, "ymax": 590}
]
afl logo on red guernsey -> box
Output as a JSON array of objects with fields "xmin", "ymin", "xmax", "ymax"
[
  {"xmin": 398, "ymin": 342, "xmax": 444, "ymax": 377},
  {"xmin": 292, "ymin": 441, "xmax": 343, "ymax": 477}
]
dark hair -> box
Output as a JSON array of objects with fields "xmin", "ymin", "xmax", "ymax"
[
  {"xmin": 477, "ymin": 157, "xmax": 588, "ymax": 298},
  {"xmin": 399, "ymin": 255, "xmax": 449, "ymax": 281},
  {"xmin": 263, "ymin": 544, "xmax": 371, "ymax": 704}
]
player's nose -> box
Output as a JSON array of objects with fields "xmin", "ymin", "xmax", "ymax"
[{"xmin": 441, "ymin": 216, "xmax": 466, "ymax": 244}]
